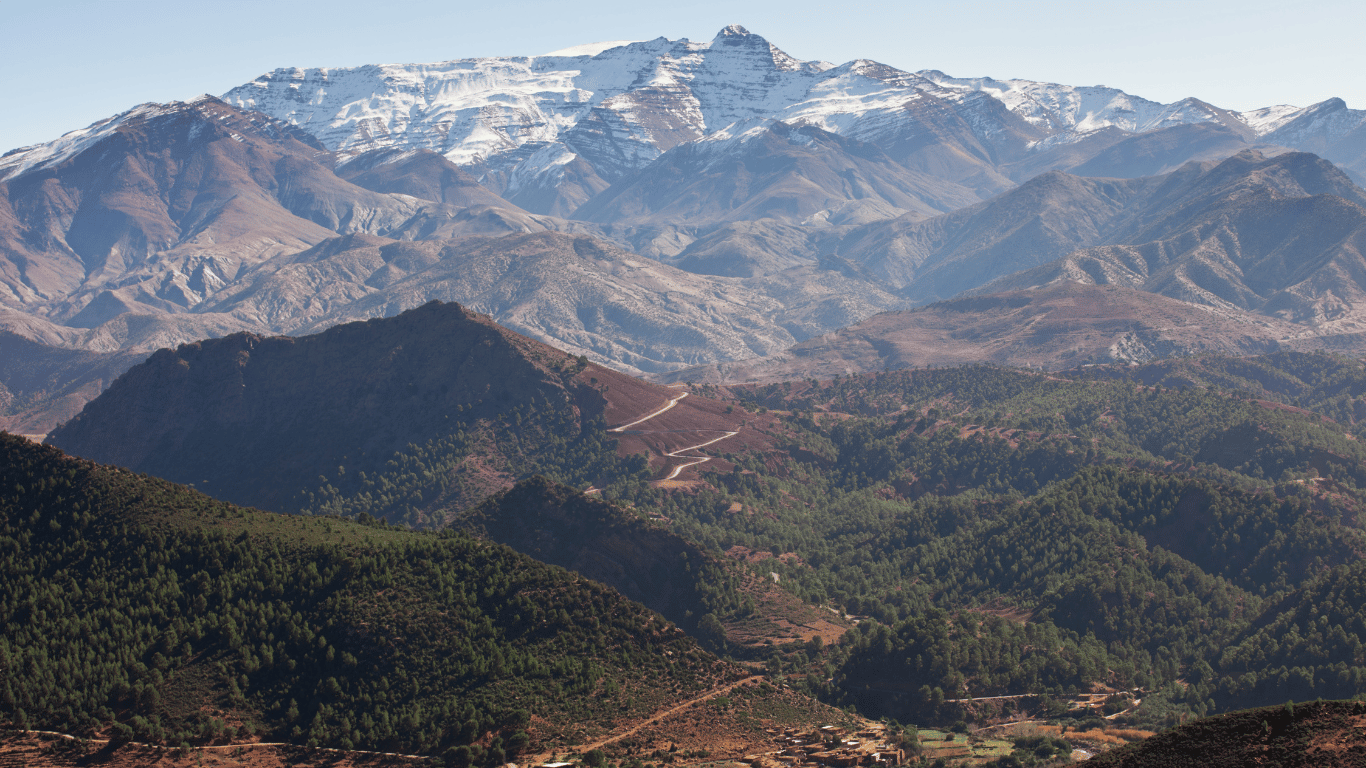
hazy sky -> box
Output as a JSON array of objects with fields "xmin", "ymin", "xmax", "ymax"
[{"xmin": 3, "ymin": 0, "xmax": 1363, "ymax": 153}]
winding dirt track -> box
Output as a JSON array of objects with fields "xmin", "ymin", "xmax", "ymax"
[
  {"xmin": 530, "ymin": 389, "xmax": 751, "ymax": 762},
  {"xmin": 529, "ymin": 675, "xmax": 764, "ymax": 764},
  {"xmin": 608, "ymin": 389, "xmax": 739, "ymax": 482},
  {"xmin": 608, "ymin": 390, "xmax": 692, "ymax": 433}
]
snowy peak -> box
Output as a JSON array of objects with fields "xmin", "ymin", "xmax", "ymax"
[
  {"xmin": 540, "ymin": 40, "xmax": 639, "ymax": 57},
  {"xmin": 210, "ymin": 25, "xmax": 1366, "ymax": 217},
  {"xmin": 687, "ymin": 117, "xmax": 813, "ymax": 162},
  {"xmin": 0, "ymin": 95, "xmax": 320, "ymax": 182},
  {"xmin": 918, "ymin": 73, "xmax": 1231, "ymax": 136},
  {"xmin": 1261, "ymin": 98, "xmax": 1366, "ymax": 149},
  {"xmin": 220, "ymin": 24, "xmax": 851, "ymax": 202},
  {"xmin": 1237, "ymin": 104, "xmax": 1304, "ymax": 135},
  {"xmin": 706, "ymin": 23, "xmax": 811, "ymax": 72},
  {"xmin": 713, "ymin": 24, "xmax": 753, "ymax": 41},
  {"xmin": 914, "ymin": 72, "xmax": 1362, "ymax": 148}
]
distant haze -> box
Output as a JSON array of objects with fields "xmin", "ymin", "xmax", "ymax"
[{"xmin": 2, "ymin": 0, "xmax": 1362, "ymax": 152}]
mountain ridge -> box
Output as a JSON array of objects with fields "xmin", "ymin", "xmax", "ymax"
[
  {"xmin": 44, "ymin": 300, "xmax": 646, "ymax": 514},
  {"xmin": 219, "ymin": 25, "xmax": 1366, "ymax": 207}
]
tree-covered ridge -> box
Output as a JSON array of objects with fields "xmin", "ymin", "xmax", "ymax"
[
  {"xmin": 0, "ymin": 434, "xmax": 737, "ymax": 757},
  {"xmin": 1076, "ymin": 350, "xmax": 1366, "ymax": 436},
  {"xmin": 240, "ymin": 352, "xmax": 1366, "ymax": 728},
  {"xmin": 736, "ymin": 361, "xmax": 1366, "ymax": 490},
  {"xmin": 1219, "ymin": 560, "xmax": 1366, "ymax": 705},
  {"xmin": 454, "ymin": 476, "xmax": 748, "ymax": 652},
  {"xmin": 37, "ymin": 311, "xmax": 1366, "ymax": 737}
]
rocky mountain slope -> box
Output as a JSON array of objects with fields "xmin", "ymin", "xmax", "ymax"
[
  {"xmin": 197, "ymin": 230, "xmax": 900, "ymax": 374},
  {"xmin": 573, "ymin": 119, "xmax": 981, "ymax": 231},
  {"xmin": 833, "ymin": 149, "xmax": 1366, "ymax": 302},
  {"xmin": 658, "ymin": 282, "xmax": 1336, "ymax": 383},
  {"xmin": 659, "ymin": 152, "xmax": 1366, "ymax": 383},
  {"xmin": 973, "ymin": 171, "xmax": 1366, "ymax": 325},
  {"xmin": 0, "ymin": 96, "xmax": 424, "ymax": 323}
]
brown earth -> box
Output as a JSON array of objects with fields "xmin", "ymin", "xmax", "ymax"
[
  {"xmin": 0, "ymin": 680, "xmax": 857, "ymax": 768},
  {"xmin": 603, "ymin": 382, "xmax": 782, "ymax": 483},
  {"xmin": 590, "ymin": 382, "xmax": 852, "ymax": 650},
  {"xmin": 721, "ymin": 567, "xmax": 852, "ymax": 648},
  {"xmin": 1086, "ymin": 700, "xmax": 1366, "ymax": 767},
  {"xmin": 0, "ymin": 731, "xmax": 425, "ymax": 767},
  {"xmin": 563, "ymin": 678, "xmax": 864, "ymax": 768}
]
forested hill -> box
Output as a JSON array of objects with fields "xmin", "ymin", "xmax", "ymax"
[
  {"xmin": 32, "ymin": 309, "xmax": 1366, "ymax": 735},
  {"xmin": 44, "ymin": 301, "xmax": 659, "ymax": 520},
  {"xmin": 455, "ymin": 477, "xmax": 748, "ymax": 650},
  {"xmin": 0, "ymin": 433, "xmax": 760, "ymax": 757},
  {"xmin": 1066, "ymin": 350, "xmax": 1366, "ymax": 435},
  {"xmin": 571, "ymin": 358, "xmax": 1366, "ymax": 725}
]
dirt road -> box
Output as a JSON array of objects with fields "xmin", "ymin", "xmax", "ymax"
[{"xmin": 608, "ymin": 389, "xmax": 739, "ymax": 482}]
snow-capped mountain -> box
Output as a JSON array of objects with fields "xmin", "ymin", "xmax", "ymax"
[
  {"xmin": 223, "ymin": 24, "xmax": 1366, "ymax": 215},
  {"xmin": 223, "ymin": 26, "xmax": 1034, "ymax": 213},
  {"xmin": 224, "ymin": 26, "xmax": 832, "ymax": 179}
]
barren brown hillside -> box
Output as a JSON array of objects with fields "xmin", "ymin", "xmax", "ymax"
[{"xmin": 659, "ymin": 282, "xmax": 1366, "ymax": 384}]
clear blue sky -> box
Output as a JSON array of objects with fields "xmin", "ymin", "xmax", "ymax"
[{"xmin": 3, "ymin": 0, "xmax": 1363, "ymax": 153}]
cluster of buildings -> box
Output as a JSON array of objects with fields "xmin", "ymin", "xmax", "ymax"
[{"xmin": 746, "ymin": 725, "xmax": 907, "ymax": 768}]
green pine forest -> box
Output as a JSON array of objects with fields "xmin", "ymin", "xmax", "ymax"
[
  {"xmin": 0, "ymin": 434, "xmax": 741, "ymax": 757},
  {"xmin": 10, "ymin": 349, "xmax": 1366, "ymax": 754},
  {"xmin": 272, "ymin": 349, "xmax": 1366, "ymax": 727}
]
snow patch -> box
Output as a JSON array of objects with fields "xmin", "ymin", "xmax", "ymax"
[{"xmin": 540, "ymin": 40, "xmax": 639, "ymax": 57}]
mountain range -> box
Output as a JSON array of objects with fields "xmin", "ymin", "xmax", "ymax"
[
  {"xmin": 222, "ymin": 25, "xmax": 1366, "ymax": 200},
  {"xmin": 5, "ymin": 25, "xmax": 1366, "ymax": 435}
]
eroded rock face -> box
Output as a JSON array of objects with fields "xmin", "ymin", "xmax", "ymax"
[
  {"xmin": 831, "ymin": 150, "xmax": 1366, "ymax": 312},
  {"xmin": 0, "ymin": 97, "xmax": 430, "ymax": 322}
]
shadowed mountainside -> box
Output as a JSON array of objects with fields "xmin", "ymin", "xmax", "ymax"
[
  {"xmin": 45, "ymin": 301, "xmax": 657, "ymax": 514},
  {"xmin": 457, "ymin": 476, "xmax": 744, "ymax": 646},
  {"xmin": 0, "ymin": 331, "xmax": 146, "ymax": 436}
]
